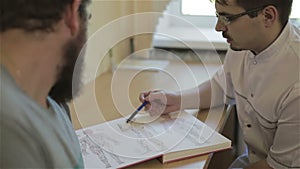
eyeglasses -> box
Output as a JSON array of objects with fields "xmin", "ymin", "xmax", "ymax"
[
  {"xmin": 88, "ymin": 13, "xmax": 92, "ymax": 20},
  {"xmin": 78, "ymin": 2, "xmax": 92, "ymax": 21},
  {"xmin": 216, "ymin": 6, "xmax": 265, "ymax": 25}
]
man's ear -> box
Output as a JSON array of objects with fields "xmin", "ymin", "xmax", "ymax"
[
  {"xmin": 64, "ymin": 0, "xmax": 81, "ymax": 36},
  {"xmin": 262, "ymin": 5, "xmax": 278, "ymax": 28}
]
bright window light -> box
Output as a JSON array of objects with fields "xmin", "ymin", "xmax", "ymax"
[
  {"xmin": 181, "ymin": 0, "xmax": 215, "ymax": 16},
  {"xmin": 291, "ymin": 0, "xmax": 300, "ymax": 18},
  {"xmin": 181, "ymin": 0, "xmax": 300, "ymax": 19}
]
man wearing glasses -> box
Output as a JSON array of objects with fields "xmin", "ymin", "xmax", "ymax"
[
  {"xmin": 1, "ymin": 0, "xmax": 91, "ymax": 168},
  {"xmin": 140, "ymin": 0, "xmax": 299, "ymax": 168}
]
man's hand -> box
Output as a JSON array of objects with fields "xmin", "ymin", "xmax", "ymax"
[{"xmin": 139, "ymin": 90, "xmax": 181, "ymax": 116}]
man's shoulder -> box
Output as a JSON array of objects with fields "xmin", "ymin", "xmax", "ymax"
[
  {"xmin": 0, "ymin": 82, "xmax": 32, "ymax": 127},
  {"xmin": 0, "ymin": 67, "xmax": 44, "ymax": 128}
]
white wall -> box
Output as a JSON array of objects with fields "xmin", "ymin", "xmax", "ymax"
[{"xmin": 82, "ymin": 0, "xmax": 170, "ymax": 83}]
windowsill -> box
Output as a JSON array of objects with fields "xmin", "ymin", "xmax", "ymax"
[{"xmin": 152, "ymin": 27, "xmax": 229, "ymax": 50}]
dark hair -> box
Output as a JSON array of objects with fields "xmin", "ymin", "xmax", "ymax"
[
  {"xmin": 212, "ymin": 0, "xmax": 293, "ymax": 26},
  {"xmin": 0, "ymin": 0, "xmax": 90, "ymax": 33}
]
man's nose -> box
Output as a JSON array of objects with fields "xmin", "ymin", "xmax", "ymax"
[{"xmin": 215, "ymin": 19, "xmax": 227, "ymax": 32}]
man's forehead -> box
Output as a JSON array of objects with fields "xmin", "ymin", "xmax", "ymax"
[
  {"xmin": 216, "ymin": 0, "xmax": 238, "ymax": 6},
  {"xmin": 215, "ymin": 0, "xmax": 244, "ymax": 13}
]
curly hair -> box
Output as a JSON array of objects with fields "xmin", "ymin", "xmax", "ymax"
[
  {"xmin": 0, "ymin": 0, "xmax": 91, "ymax": 33},
  {"xmin": 211, "ymin": 0, "xmax": 293, "ymax": 26}
]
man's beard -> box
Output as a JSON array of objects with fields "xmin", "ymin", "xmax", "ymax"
[{"xmin": 49, "ymin": 23, "xmax": 87, "ymax": 104}]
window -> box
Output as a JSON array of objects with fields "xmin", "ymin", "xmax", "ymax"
[
  {"xmin": 152, "ymin": 0, "xmax": 226, "ymax": 50},
  {"xmin": 181, "ymin": 0, "xmax": 300, "ymax": 26},
  {"xmin": 153, "ymin": 0, "xmax": 300, "ymax": 50},
  {"xmin": 182, "ymin": 0, "xmax": 215, "ymax": 16}
]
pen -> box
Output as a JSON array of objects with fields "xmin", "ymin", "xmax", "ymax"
[{"xmin": 126, "ymin": 101, "xmax": 148, "ymax": 123}]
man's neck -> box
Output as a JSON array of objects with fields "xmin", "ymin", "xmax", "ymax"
[
  {"xmin": 0, "ymin": 29, "xmax": 65, "ymax": 108},
  {"xmin": 254, "ymin": 22, "xmax": 284, "ymax": 55}
]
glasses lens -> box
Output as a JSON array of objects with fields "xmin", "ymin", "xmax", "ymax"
[
  {"xmin": 216, "ymin": 13, "xmax": 230, "ymax": 25},
  {"xmin": 221, "ymin": 15, "xmax": 230, "ymax": 25},
  {"xmin": 216, "ymin": 15, "xmax": 230, "ymax": 25}
]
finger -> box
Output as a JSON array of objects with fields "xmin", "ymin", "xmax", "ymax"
[
  {"xmin": 140, "ymin": 90, "xmax": 164, "ymax": 103},
  {"xmin": 148, "ymin": 101, "xmax": 167, "ymax": 116},
  {"xmin": 163, "ymin": 105, "xmax": 179, "ymax": 114},
  {"xmin": 148, "ymin": 91, "xmax": 167, "ymax": 105},
  {"xmin": 139, "ymin": 91, "xmax": 151, "ymax": 102},
  {"xmin": 144, "ymin": 104, "xmax": 151, "ymax": 111}
]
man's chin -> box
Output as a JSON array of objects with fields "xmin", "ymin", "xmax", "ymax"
[{"xmin": 230, "ymin": 44, "xmax": 243, "ymax": 51}]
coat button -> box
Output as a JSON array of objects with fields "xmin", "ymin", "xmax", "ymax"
[
  {"xmin": 253, "ymin": 60, "xmax": 257, "ymax": 65},
  {"xmin": 247, "ymin": 124, "xmax": 252, "ymax": 128},
  {"xmin": 251, "ymin": 93, "xmax": 254, "ymax": 97}
]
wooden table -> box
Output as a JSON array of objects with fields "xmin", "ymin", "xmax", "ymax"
[{"xmin": 69, "ymin": 60, "xmax": 229, "ymax": 168}]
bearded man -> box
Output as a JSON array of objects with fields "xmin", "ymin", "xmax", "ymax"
[{"xmin": 0, "ymin": 0, "xmax": 91, "ymax": 167}]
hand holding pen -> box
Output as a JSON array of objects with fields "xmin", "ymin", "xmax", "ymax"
[
  {"xmin": 139, "ymin": 90, "xmax": 180, "ymax": 116},
  {"xmin": 126, "ymin": 101, "xmax": 148, "ymax": 123}
]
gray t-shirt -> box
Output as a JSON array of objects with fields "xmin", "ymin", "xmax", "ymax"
[{"xmin": 0, "ymin": 65, "xmax": 83, "ymax": 168}]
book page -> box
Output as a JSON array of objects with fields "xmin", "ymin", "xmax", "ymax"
[{"xmin": 76, "ymin": 111, "xmax": 230, "ymax": 168}]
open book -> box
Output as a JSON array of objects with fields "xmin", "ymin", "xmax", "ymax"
[{"xmin": 76, "ymin": 111, "xmax": 231, "ymax": 169}]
